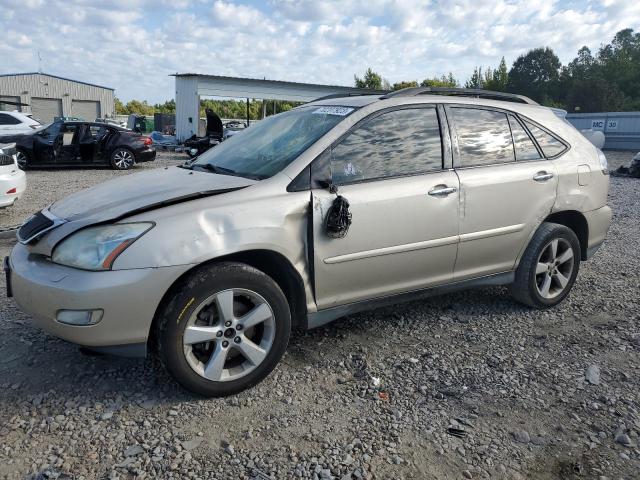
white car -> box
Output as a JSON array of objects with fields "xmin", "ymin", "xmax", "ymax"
[
  {"xmin": 0, "ymin": 143, "xmax": 26, "ymax": 208},
  {"xmin": 0, "ymin": 111, "xmax": 41, "ymax": 135}
]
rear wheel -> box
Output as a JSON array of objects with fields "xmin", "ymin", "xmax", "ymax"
[
  {"xmin": 511, "ymin": 222, "xmax": 580, "ymax": 308},
  {"xmin": 110, "ymin": 148, "xmax": 135, "ymax": 170},
  {"xmin": 157, "ymin": 262, "xmax": 291, "ymax": 397}
]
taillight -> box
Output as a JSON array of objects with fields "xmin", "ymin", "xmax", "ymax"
[
  {"xmin": 143, "ymin": 137, "xmax": 152, "ymax": 146},
  {"xmin": 30, "ymin": 125, "xmax": 39, "ymax": 129},
  {"xmin": 6, "ymin": 188, "xmax": 17, "ymax": 194}
]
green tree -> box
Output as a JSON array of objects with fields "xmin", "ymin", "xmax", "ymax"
[
  {"xmin": 154, "ymin": 99, "xmax": 176, "ymax": 113},
  {"xmin": 420, "ymin": 73, "xmax": 458, "ymax": 87},
  {"xmin": 507, "ymin": 47, "xmax": 561, "ymax": 104},
  {"xmin": 114, "ymin": 97, "xmax": 126, "ymax": 115},
  {"xmin": 392, "ymin": 80, "xmax": 418, "ymax": 91},
  {"xmin": 354, "ymin": 68, "xmax": 383, "ymax": 90},
  {"xmin": 484, "ymin": 57, "xmax": 508, "ymax": 91},
  {"xmin": 465, "ymin": 67, "xmax": 484, "ymax": 89}
]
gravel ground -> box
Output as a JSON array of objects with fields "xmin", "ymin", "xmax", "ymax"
[{"xmin": 0, "ymin": 152, "xmax": 638, "ymax": 479}]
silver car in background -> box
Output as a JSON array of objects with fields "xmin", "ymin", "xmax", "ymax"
[{"xmin": 6, "ymin": 88, "xmax": 612, "ymax": 396}]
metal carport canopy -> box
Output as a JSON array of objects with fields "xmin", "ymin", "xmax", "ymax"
[{"xmin": 172, "ymin": 73, "xmax": 385, "ymax": 140}]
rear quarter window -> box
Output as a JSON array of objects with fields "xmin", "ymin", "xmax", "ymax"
[{"xmin": 523, "ymin": 120, "xmax": 567, "ymax": 158}]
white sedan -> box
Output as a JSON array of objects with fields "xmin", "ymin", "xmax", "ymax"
[
  {"xmin": 0, "ymin": 143, "xmax": 26, "ymax": 208},
  {"xmin": 0, "ymin": 111, "xmax": 41, "ymax": 135}
]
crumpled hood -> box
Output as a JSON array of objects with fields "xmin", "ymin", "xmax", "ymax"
[{"xmin": 50, "ymin": 166, "xmax": 256, "ymax": 222}]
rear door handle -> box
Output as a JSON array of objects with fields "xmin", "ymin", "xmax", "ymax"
[
  {"xmin": 428, "ymin": 185, "xmax": 457, "ymax": 197},
  {"xmin": 533, "ymin": 171, "xmax": 554, "ymax": 182}
]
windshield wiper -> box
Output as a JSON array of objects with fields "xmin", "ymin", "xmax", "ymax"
[{"xmin": 192, "ymin": 163, "xmax": 264, "ymax": 180}]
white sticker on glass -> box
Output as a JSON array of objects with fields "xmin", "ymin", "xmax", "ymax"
[{"xmin": 313, "ymin": 106, "xmax": 354, "ymax": 116}]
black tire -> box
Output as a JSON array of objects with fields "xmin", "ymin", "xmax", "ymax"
[
  {"xmin": 110, "ymin": 147, "xmax": 135, "ymax": 170},
  {"xmin": 156, "ymin": 262, "xmax": 291, "ymax": 397},
  {"xmin": 15, "ymin": 148, "xmax": 30, "ymax": 170},
  {"xmin": 511, "ymin": 222, "xmax": 581, "ymax": 309}
]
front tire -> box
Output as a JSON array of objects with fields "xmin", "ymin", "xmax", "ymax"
[
  {"xmin": 511, "ymin": 222, "xmax": 580, "ymax": 309},
  {"xmin": 110, "ymin": 148, "xmax": 135, "ymax": 170},
  {"xmin": 16, "ymin": 148, "xmax": 30, "ymax": 169},
  {"xmin": 157, "ymin": 262, "xmax": 291, "ymax": 397}
]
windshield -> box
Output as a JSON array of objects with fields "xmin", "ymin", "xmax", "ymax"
[{"xmin": 191, "ymin": 105, "xmax": 355, "ymax": 179}]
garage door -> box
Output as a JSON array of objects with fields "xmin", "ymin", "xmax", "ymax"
[
  {"xmin": 71, "ymin": 100, "xmax": 100, "ymax": 122},
  {"xmin": 0, "ymin": 96, "xmax": 21, "ymax": 111},
  {"xmin": 31, "ymin": 98, "xmax": 62, "ymax": 124}
]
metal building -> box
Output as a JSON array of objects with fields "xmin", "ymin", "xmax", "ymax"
[
  {"xmin": 566, "ymin": 112, "xmax": 640, "ymax": 150},
  {"xmin": 0, "ymin": 72, "xmax": 115, "ymax": 124},
  {"xmin": 173, "ymin": 73, "xmax": 385, "ymax": 141}
]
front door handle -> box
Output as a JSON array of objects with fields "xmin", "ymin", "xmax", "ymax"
[
  {"xmin": 533, "ymin": 171, "xmax": 554, "ymax": 182},
  {"xmin": 428, "ymin": 185, "xmax": 457, "ymax": 197}
]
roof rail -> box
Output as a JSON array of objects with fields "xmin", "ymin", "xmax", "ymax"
[
  {"xmin": 311, "ymin": 91, "xmax": 385, "ymax": 102},
  {"xmin": 381, "ymin": 87, "xmax": 538, "ymax": 105}
]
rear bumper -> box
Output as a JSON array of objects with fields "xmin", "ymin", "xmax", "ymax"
[
  {"xmin": 8, "ymin": 241, "xmax": 190, "ymax": 351},
  {"xmin": 136, "ymin": 148, "xmax": 156, "ymax": 163},
  {"xmin": 0, "ymin": 169, "xmax": 26, "ymax": 207},
  {"xmin": 584, "ymin": 205, "xmax": 612, "ymax": 259}
]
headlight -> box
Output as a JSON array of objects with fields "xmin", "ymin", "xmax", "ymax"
[
  {"xmin": 52, "ymin": 223, "xmax": 153, "ymax": 271},
  {"xmin": 597, "ymin": 149, "xmax": 608, "ymax": 171}
]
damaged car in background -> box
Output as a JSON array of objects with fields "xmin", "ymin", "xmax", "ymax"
[
  {"xmin": 1, "ymin": 120, "xmax": 156, "ymax": 170},
  {"xmin": 5, "ymin": 87, "xmax": 611, "ymax": 397}
]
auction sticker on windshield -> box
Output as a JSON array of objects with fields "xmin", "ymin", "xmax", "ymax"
[{"xmin": 313, "ymin": 106, "xmax": 354, "ymax": 116}]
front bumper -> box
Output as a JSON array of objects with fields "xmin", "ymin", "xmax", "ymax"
[
  {"xmin": 0, "ymin": 169, "xmax": 26, "ymax": 208},
  {"xmin": 8, "ymin": 241, "xmax": 191, "ymax": 353},
  {"xmin": 584, "ymin": 205, "xmax": 613, "ymax": 259}
]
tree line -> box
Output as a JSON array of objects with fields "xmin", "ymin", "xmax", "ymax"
[
  {"xmin": 115, "ymin": 97, "xmax": 302, "ymax": 119},
  {"xmin": 116, "ymin": 28, "xmax": 639, "ymax": 116},
  {"xmin": 354, "ymin": 28, "xmax": 639, "ymax": 113}
]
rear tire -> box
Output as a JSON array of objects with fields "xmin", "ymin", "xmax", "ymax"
[
  {"xmin": 156, "ymin": 262, "xmax": 291, "ymax": 397},
  {"xmin": 110, "ymin": 148, "xmax": 135, "ymax": 170},
  {"xmin": 511, "ymin": 222, "xmax": 580, "ymax": 309}
]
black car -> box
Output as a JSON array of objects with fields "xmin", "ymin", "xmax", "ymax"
[{"xmin": 0, "ymin": 121, "xmax": 156, "ymax": 170}]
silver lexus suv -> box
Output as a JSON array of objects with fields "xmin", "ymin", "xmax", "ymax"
[{"xmin": 5, "ymin": 88, "xmax": 612, "ymax": 397}]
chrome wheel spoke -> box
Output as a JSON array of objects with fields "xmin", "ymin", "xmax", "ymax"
[
  {"xmin": 539, "ymin": 274, "xmax": 552, "ymax": 298},
  {"xmin": 236, "ymin": 337, "xmax": 267, "ymax": 366},
  {"xmin": 239, "ymin": 303, "xmax": 272, "ymax": 329},
  {"xmin": 556, "ymin": 248, "xmax": 573, "ymax": 265},
  {"xmin": 203, "ymin": 344, "xmax": 228, "ymax": 381},
  {"xmin": 184, "ymin": 325, "xmax": 221, "ymax": 345},
  {"xmin": 554, "ymin": 271, "xmax": 569, "ymax": 289},
  {"xmin": 549, "ymin": 239, "xmax": 558, "ymax": 260},
  {"xmin": 215, "ymin": 290, "xmax": 235, "ymax": 322},
  {"xmin": 536, "ymin": 262, "xmax": 548, "ymax": 274}
]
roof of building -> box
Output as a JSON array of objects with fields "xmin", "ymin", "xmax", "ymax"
[{"xmin": 0, "ymin": 72, "xmax": 114, "ymax": 91}]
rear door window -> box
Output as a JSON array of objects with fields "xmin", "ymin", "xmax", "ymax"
[
  {"xmin": 330, "ymin": 107, "xmax": 442, "ymax": 184},
  {"xmin": 0, "ymin": 113, "xmax": 21, "ymax": 125},
  {"xmin": 523, "ymin": 120, "xmax": 567, "ymax": 158},
  {"xmin": 508, "ymin": 115, "xmax": 541, "ymax": 161},
  {"xmin": 450, "ymin": 108, "xmax": 514, "ymax": 167}
]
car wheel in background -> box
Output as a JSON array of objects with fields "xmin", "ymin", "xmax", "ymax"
[
  {"xmin": 15, "ymin": 149, "xmax": 29, "ymax": 169},
  {"xmin": 156, "ymin": 262, "xmax": 291, "ymax": 397},
  {"xmin": 110, "ymin": 148, "xmax": 135, "ymax": 170},
  {"xmin": 511, "ymin": 222, "xmax": 581, "ymax": 309}
]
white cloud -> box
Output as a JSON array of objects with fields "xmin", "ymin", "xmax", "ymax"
[{"xmin": 1, "ymin": 0, "xmax": 639, "ymax": 102}]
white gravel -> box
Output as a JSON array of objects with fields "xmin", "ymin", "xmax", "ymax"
[{"xmin": 0, "ymin": 151, "xmax": 638, "ymax": 479}]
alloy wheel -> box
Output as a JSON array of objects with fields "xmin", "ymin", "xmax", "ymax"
[
  {"xmin": 182, "ymin": 289, "xmax": 276, "ymax": 382},
  {"xmin": 113, "ymin": 150, "xmax": 134, "ymax": 169},
  {"xmin": 535, "ymin": 238, "xmax": 575, "ymax": 299},
  {"xmin": 16, "ymin": 151, "xmax": 27, "ymax": 168}
]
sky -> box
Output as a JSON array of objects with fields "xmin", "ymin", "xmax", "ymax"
[{"xmin": 2, "ymin": 0, "xmax": 639, "ymax": 104}]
